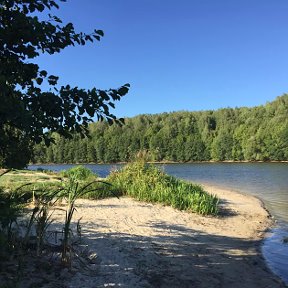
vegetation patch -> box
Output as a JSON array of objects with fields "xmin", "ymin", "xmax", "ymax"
[
  {"xmin": 0, "ymin": 170, "xmax": 62, "ymax": 191},
  {"xmin": 33, "ymin": 94, "xmax": 288, "ymax": 164},
  {"xmin": 108, "ymin": 160, "xmax": 219, "ymax": 215},
  {"xmin": 0, "ymin": 162, "xmax": 219, "ymax": 286},
  {"xmin": 0, "ymin": 164, "xmax": 219, "ymax": 215},
  {"xmin": 59, "ymin": 165, "xmax": 122, "ymax": 200},
  {"xmin": 60, "ymin": 165, "xmax": 95, "ymax": 181}
]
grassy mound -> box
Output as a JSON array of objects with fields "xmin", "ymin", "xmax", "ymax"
[
  {"xmin": 107, "ymin": 161, "xmax": 219, "ymax": 215},
  {"xmin": 60, "ymin": 165, "xmax": 95, "ymax": 181},
  {"xmin": 0, "ymin": 164, "xmax": 219, "ymax": 215}
]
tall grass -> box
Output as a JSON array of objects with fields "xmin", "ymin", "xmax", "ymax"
[
  {"xmin": 108, "ymin": 160, "xmax": 219, "ymax": 215},
  {"xmin": 60, "ymin": 165, "xmax": 122, "ymax": 200},
  {"xmin": 60, "ymin": 165, "xmax": 95, "ymax": 181},
  {"xmin": 57, "ymin": 166, "xmax": 119, "ymax": 265}
]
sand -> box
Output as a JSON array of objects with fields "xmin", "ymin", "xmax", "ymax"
[
  {"xmin": 2, "ymin": 185, "xmax": 286, "ymax": 287},
  {"xmin": 43, "ymin": 185, "xmax": 286, "ymax": 288}
]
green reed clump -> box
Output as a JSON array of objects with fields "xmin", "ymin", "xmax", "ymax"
[
  {"xmin": 61, "ymin": 165, "xmax": 95, "ymax": 181},
  {"xmin": 60, "ymin": 166, "xmax": 121, "ymax": 200},
  {"xmin": 108, "ymin": 161, "xmax": 219, "ymax": 215},
  {"xmin": 83, "ymin": 182, "xmax": 123, "ymax": 200}
]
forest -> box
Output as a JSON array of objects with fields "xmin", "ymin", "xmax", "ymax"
[{"xmin": 32, "ymin": 94, "xmax": 288, "ymax": 164}]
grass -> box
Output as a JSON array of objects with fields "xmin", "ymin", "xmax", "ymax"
[
  {"xmin": 0, "ymin": 164, "xmax": 219, "ymax": 215},
  {"xmin": 0, "ymin": 167, "xmax": 118, "ymax": 201},
  {"xmin": 107, "ymin": 160, "xmax": 219, "ymax": 215},
  {"xmin": 60, "ymin": 165, "xmax": 95, "ymax": 181},
  {"xmin": 0, "ymin": 169, "xmax": 62, "ymax": 191},
  {"xmin": 0, "ymin": 163, "xmax": 219, "ymax": 286}
]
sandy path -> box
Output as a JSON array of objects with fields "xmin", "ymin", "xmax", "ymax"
[{"xmin": 50, "ymin": 185, "xmax": 286, "ymax": 288}]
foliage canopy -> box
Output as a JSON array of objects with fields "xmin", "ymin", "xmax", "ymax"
[
  {"xmin": 33, "ymin": 94, "xmax": 288, "ymax": 163},
  {"xmin": 0, "ymin": 0, "xmax": 129, "ymax": 168}
]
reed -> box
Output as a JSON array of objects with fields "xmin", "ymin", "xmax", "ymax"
[
  {"xmin": 61, "ymin": 165, "xmax": 123, "ymax": 200},
  {"xmin": 108, "ymin": 160, "xmax": 219, "ymax": 215},
  {"xmin": 56, "ymin": 171, "xmax": 115, "ymax": 266}
]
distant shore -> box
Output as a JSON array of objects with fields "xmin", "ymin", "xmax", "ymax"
[{"xmin": 29, "ymin": 160, "xmax": 288, "ymax": 166}]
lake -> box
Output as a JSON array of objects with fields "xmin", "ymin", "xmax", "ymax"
[{"xmin": 28, "ymin": 162, "xmax": 288, "ymax": 284}]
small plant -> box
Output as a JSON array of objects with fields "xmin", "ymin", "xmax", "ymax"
[
  {"xmin": 58, "ymin": 174, "xmax": 108, "ymax": 266},
  {"xmin": 0, "ymin": 168, "xmax": 116, "ymax": 285},
  {"xmin": 34, "ymin": 198, "xmax": 55, "ymax": 256},
  {"xmin": 18, "ymin": 186, "xmax": 60, "ymax": 256},
  {"xmin": 0, "ymin": 185, "xmax": 27, "ymax": 255}
]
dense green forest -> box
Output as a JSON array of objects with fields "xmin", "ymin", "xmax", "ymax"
[{"xmin": 32, "ymin": 94, "xmax": 288, "ymax": 163}]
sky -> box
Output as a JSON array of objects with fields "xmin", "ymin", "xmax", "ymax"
[{"xmin": 36, "ymin": 0, "xmax": 288, "ymax": 118}]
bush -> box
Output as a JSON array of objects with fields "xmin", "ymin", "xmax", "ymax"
[{"xmin": 61, "ymin": 165, "xmax": 95, "ymax": 181}]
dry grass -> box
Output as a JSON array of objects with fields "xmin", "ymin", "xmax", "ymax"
[{"xmin": 0, "ymin": 169, "xmax": 62, "ymax": 190}]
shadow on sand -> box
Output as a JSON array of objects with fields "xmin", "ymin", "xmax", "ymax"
[{"xmin": 77, "ymin": 220, "xmax": 285, "ymax": 288}]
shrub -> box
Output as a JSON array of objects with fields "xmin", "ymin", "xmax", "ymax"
[{"xmin": 61, "ymin": 165, "xmax": 95, "ymax": 181}]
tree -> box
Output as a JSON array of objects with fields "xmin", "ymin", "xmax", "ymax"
[
  {"xmin": 0, "ymin": 125, "xmax": 32, "ymax": 168},
  {"xmin": 33, "ymin": 94, "xmax": 288, "ymax": 164},
  {"xmin": 211, "ymin": 132, "xmax": 233, "ymax": 161},
  {"xmin": 0, "ymin": 0, "xmax": 129, "ymax": 168}
]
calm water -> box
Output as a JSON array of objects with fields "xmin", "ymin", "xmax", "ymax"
[{"xmin": 29, "ymin": 162, "xmax": 288, "ymax": 284}]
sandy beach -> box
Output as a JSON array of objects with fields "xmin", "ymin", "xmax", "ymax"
[
  {"xmin": 5, "ymin": 184, "xmax": 285, "ymax": 288},
  {"xmin": 33, "ymin": 184, "xmax": 284, "ymax": 288}
]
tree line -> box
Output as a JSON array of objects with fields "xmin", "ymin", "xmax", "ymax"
[{"xmin": 32, "ymin": 94, "xmax": 288, "ymax": 163}]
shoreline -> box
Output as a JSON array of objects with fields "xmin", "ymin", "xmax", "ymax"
[
  {"xmin": 28, "ymin": 160, "xmax": 288, "ymax": 166},
  {"xmin": 47, "ymin": 185, "xmax": 286, "ymax": 287}
]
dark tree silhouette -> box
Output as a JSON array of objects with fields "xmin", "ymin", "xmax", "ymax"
[{"xmin": 0, "ymin": 0, "xmax": 129, "ymax": 168}]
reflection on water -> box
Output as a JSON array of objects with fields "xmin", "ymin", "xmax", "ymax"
[{"xmin": 29, "ymin": 162, "xmax": 288, "ymax": 284}]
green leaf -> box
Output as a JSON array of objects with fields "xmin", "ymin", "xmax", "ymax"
[
  {"xmin": 40, "ymin": 70, "xmax": 48, "ymax": 77},
  {"xmin": 86, "ymin": 107, "xmax": 94, "ymax": 117},
  {"xmin": 85, "ymin": 35, "xmax": 93, "ymax": 42},
  {"xmin": 48, "ymin": 75, "xmax": 59, "ymax": 85},
  {"xmin": 99, "ymin": 91, "xmax": 110, "ymax": 101},
  {"xmin": 118, "ymin": 86, "xmax": 129, "ymax": 96},
  {"xmin": 23, "ymin": 5, "xmax": 29, "ymax": 14},
  {"xmin": 29, "ymin": 4, "xmax": 36, "ymax": 12},
  {"xmin": 93, "ymin": 35, "xmax": 101, "ymax": 41},
  {"xmin": 108, "ymin": 102, "xmax": 115, "ymax": 109},
  {"xmin": 36, "ymin": 78, "xmax": 43, "ymax": 85},
  {"xmin": 95, "ymin": 30, "xmax": 104, "ymax": 37}
]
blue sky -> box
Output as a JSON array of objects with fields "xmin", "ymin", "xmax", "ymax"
[{"xmin": 36, "ymin": 0, "xmax": 288, "ymax": 118}]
